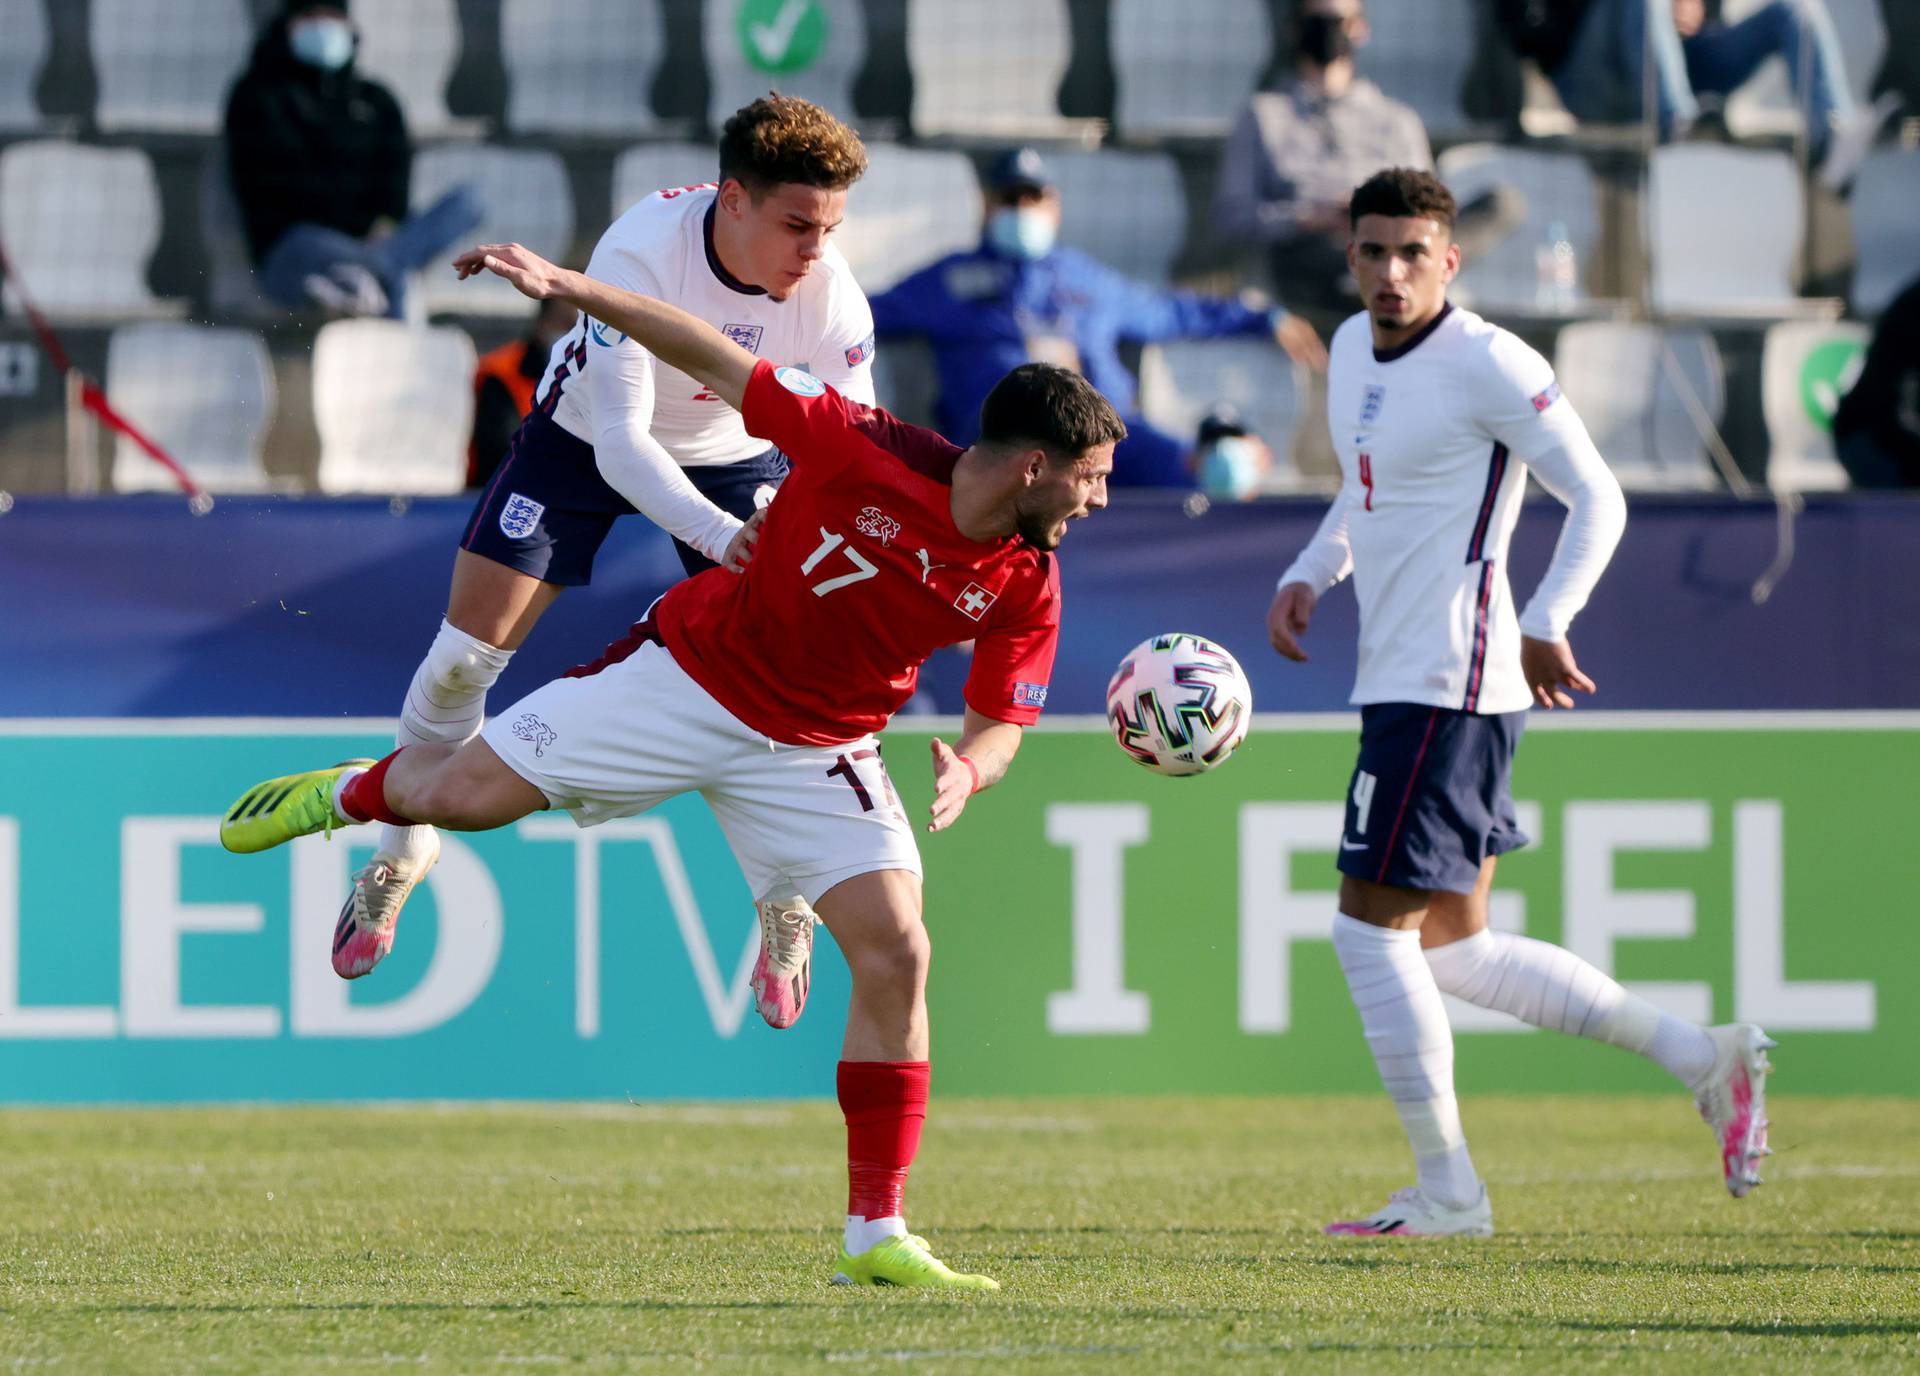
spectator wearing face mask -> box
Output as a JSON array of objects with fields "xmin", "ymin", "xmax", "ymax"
[
  {"xmin": 1215, "ymin": 0, "xmax": 1525, "ymax": 315},
  {"xmin": 224, "ymin": 0, "xmax": 482, "ymax": 318},
  {"xmin": 870, "ymin": 147, "xmax": 1326, "ymax": 488}
]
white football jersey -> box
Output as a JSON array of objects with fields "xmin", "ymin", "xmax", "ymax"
[
  {"xmin": 536, "ymin": 183, "xmax": 877, "ymax": 467},
  {"xmin": 1281, "ymin": 304, "xmax": 1624, "ymax": 714}
]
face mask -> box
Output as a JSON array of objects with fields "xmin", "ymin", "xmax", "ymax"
[
  {"xmin": 289, "ymin": 17, "xmax": 355, "ymax": 71},
  {"xmin": 1197, "ymin": 436, "xmax": 1264, "ymax": 502},
  {"xmin": 1296, "ymin": 13, "xmax": 1355, "ymax": 66},
  {"xmin": 987, "ymin": 206, "xmax": 1057, "ymax": 261}
]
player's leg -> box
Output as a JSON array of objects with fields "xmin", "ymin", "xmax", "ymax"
[
  {"xmin": 1323, "ymin": 705, "xmax": 1490, "ymax": 1237},
  {"xmin": 220, "ymin": 737, "xmax": 546, "ymax": 856},
  {"xmin": 1423, "ymin": 859, "xmax": 1775, "ymax": 1197},
  {"xmin": 339, "ymin": 413, "xmax": 615, "ymax": 978},
  {"xmin": 706, "ymin": 738, "xmax": 992, "ymax": 1288}
]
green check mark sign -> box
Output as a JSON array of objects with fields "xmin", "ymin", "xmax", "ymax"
[{"xmin": 738, "ymin": 0, "xmax": 827, "ymax": 75}]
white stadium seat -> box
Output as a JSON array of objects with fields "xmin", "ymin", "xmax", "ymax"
[
  {"xmin": 1138, "ymin": 338, "xmax": 1304, "ymax": 488},
  {"xmin": 0, "ymin": 141, "xmax": 169, "ymax": 319},
  {"xmin": 1556, "ymin": 321, "xmax": 1724, "ymax": 490},
  {"xmin": 1849, "ymin": 147, "xmax": 1920, "ymax": 317},
  {"xmin": 90, "ymin": 0, "xmax": 253, "ymax": 134},
  {"xmin": 908, "ymin": 0, "xmax": 1074, "ymax": 139},
  {"xmin": 1357, "ymin": 0, "xmax": 1476, "ymax": 135},
  {"xmin": 0, "ymin": 0, "xmax": 49, "ymax": 131},
  {"xmin": 1722, "ymin": 0, "xmax": 1884, "ymax": 139},
  {"xmin": 1049, "ymin": 149, "xmax": 1187, "ymax": 284},
  {"xmin": 1760, "ymin": 319, "xmax": 1869, "ymax": 492},
  {"xmin": 611, "ymin": 142, "xmax": 719, "ymax": 220},
  {"xmin": 1113, "ymin": 0, "xmax": 1271, "ymax": 138},
  {"xmin": 1647, "ymin": 145, "xmax": 1803, "ymax": 315},
  {"xmin": 503, "ymin": 0, "xmax": 665, "ymax": 136},
  {"xmin": 107, "ymin": 324, "xmax": 276, "ymax": 493},
  {"xmin": 1438, "ymin": 143, "xmax": 1603, "ymax": 313},
  {"xmin": 707, "ymin": 0, "xmax": 865, "ymax": 133},
  {"xmin": 314, "ymin": 321, "xmax": 476, "ymax": 494},
  {"xmin": 412, "ymin": 145, "xmax": 574, "ymax": 317},
  {"xmin": 354, "ymin": 0, "xmax": 464, "ymax": 138},
  {"xmin": 834, "ymin": 145, "xmax": 981, "ymax": 294}
]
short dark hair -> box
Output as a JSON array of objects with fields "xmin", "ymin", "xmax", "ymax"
[
  {"xmin": 978, "ymin": 364, "xmax": 1127, "ymax": 463},
  {"xmin": 717, "ymin": 95, "xmax": 868, "ymax": 198},
  {"xmin": 1349, "ymin": 167, "xmax": 1456, "ymax": 232}
]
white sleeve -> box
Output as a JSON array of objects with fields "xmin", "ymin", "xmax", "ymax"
[
  {"xmin": 807, "ymin": 272, "xmax": 878, "ymax": 406},
  {"xmin": 1278, "ymin": 482, "xmax": 1358, "ymax": 593},
  {"xmin": 582, "ymin": 237, "xmax": 743, "ymax": 563},
  {"xmin": 1472, "ymin": 331, "xmax": 1627, "ymax": 641}
]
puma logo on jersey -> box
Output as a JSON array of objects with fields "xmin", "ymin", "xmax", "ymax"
[
  {"xmin": 855, "ymin": 505, "xmax": 902, "ymax": 546},
  {"xmin": 915, "ymin": 548, "xmax": 947, "ymax": 583}
]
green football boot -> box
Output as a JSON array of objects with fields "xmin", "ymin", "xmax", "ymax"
[
  {"xmin": 830, "ymin": 1234, "xmax": 999, "ymax": 1291},
  {"xmin": 220, "ymin": 759, "xmax": 376, "ymax": 854}
]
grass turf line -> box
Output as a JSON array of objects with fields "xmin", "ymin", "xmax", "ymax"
[{"xmin": 1, "ymin": 1095, "xmax": 1915, "ymax": 1374}]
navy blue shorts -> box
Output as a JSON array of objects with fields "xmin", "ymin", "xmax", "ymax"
[
  {"xmin": 460, "ymin": 410, "xmax": 789, "ymax": 585},
  {"xmin": 1338, "ymin": 703, "xmax": 1530, "ymax": 895}
]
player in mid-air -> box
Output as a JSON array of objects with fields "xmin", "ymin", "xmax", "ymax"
[
  {"xmin": 221, "ymin": 240, "xmax": 1123, "ymax": 1289},
  {"xmin": 1269, "ymin": 168, "xmax": 1773, "ymax": 1237},
  {"xmin": 333, "ymin": 97, "xmax": 876, "ymax": 1036}
]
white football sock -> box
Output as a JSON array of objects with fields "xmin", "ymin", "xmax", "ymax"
[
  {"xmin": 1424, "ymin": 929, "xmax": 1717, "ymax": 1087},
  {"xmin": 1331, "ymin": 913, "xmax": 1480, "ymax": 1209},
  {"xmin": 381, "ymin": 618, "xmax": 514, "ymax": 862},
  {"xmin": 844, "ymin": 1214, "xmax": 908, "ymax": 1255}
]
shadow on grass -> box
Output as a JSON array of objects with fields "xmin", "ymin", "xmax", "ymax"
[{"xmin": 1561, "ymin": 1319, "xmax": 1920, "ymax": 1339}]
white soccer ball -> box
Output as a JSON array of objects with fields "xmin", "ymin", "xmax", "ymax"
[{"xmin": 1105, "ymin": 633, "xmax": 1254, "ymax": 776}]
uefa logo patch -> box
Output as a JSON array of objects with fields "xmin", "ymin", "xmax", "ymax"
[
  {"xmin": 775, "ymin": 366, "xmax": 826, "ymax": 397},
  {"xmin": 954, "ymin": 582, "xmax": 997, "ymax": 621},
  {"xmin": 588, "ymin": 319, "xmax": 626, "ymax": 347},
  {"xmin": 845, "ymin": 332, "xmax": 876, "ymax": 368},
  {"xmin": 498, "ymin": 492, "xmax": 546, "ymax": 540},
  {"xmin": 722, "ymin": 323, "xmax": 764, "ymax": 353},
  {"xmin": 1531, "ymin": 380, "xmax": 1562, "ymax": 413}
]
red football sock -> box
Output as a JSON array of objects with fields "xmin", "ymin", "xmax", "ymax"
[
  {"xmin": 337, "ymin": 751, "xmax": 416, "ymax": 826},
  {"xmin": 838, "ymin": 1060, "xmax": 930, "ymax": 1220}
]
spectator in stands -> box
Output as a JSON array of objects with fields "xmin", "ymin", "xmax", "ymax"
[
  {"xmin": 225, "ymin": 0, "xmax": 482, "ymax": 319},
  {"xmin": 871, "ymin": 148, "xmax": 1326, "ymax": 488},
  {"xmin": 1214, "ymin": 0, "xmax": 1524, "ymax": 314},
  {"xmin": 468, "ymin": 297, "xmax": 579, "ymax": 488},
  {"xmin": 1496, "ymin": 0, "xmax": 1901, "ymax": 191},
  {"xmin": 1833, "ymin": 274, "xmax": 1920, "ymax": 488}
]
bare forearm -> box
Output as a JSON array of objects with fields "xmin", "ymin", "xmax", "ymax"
[
  {"xmin": 555, "ymin": 269, "xmax": 754, "ymax": 409},
  {"xmin": 953, "ymin": 713, "xmax": 1023, "ymax": 791}
]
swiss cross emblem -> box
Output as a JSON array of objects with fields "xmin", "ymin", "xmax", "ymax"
[{"xmin": 955, "ymin": 582, "xmax": 997, "ymax": 620}]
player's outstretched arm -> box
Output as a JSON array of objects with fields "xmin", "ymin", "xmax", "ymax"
[
  {"xmin": 927, "ymin": 710, "xmax": 1022, "ymax": 834},
  {"xmin": 455, "ymin": 242, "xmax": 755, "ymax": 411}
]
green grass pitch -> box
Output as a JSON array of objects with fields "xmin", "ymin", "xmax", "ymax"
[{"xmin": 3, "ymin": 1095, "xmax": 1915, "ymax": 1373}]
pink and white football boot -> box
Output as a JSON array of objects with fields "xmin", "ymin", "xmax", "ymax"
[
  {"xmin": 1324, "ymin": 1184, "xmax": 1494, "ymax": 1238},
  {"xmin": 750, "ymin": 895, "xmax": 817, "ymax": 1030},
  {"xmin": 331, "ymin": 832, "xmax": 441, "ymax": 979},
  {"xmin": 1693, "ymin": 1023, "xmax": 1776, "ymax": 1197}
]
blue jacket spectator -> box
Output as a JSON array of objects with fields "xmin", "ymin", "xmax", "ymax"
[{"xmin": 872, "ymin": 148, "xmax": 1324, "ymax": 487}]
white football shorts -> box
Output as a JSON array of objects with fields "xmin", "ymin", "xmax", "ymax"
[{"xmin": 480, "ymin": 637, "xmax": 921, "ymax": 905}]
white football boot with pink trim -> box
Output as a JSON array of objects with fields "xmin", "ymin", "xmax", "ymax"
[
  {"xmin": 1693, "ymin": 1023, "xmax": 1776, "ymax": 1197},
  {"xmin": 332, "ymin": 833, "xmax": 440, "ymax": 980},
  {"xmin": 750, "ymin": 895, "xmax": 817, "ymax": 1030},
  {"xmin": 1323, "ymin": 1184, "xmax": 1493, "ymax": 1237}
]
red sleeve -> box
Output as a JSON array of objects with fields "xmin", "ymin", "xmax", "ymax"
[
  {"xmin": 741, "ymin": 359, "xmax": 860, "ymax": 480},
  {"xmin": 963, "ymin": 555, "xmax": 1062, "ymax": 725}
]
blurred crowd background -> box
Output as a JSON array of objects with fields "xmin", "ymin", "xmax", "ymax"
[{"xmin": 0, "ymin": 0, "xmax": 1915, "ymax": 504}]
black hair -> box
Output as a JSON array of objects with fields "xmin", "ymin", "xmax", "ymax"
[
  {"xmin": 978, "ymin": 364, "xmax": 1127, "ymax": 462},
  {"xmin": 1349, "ymin": 166, "xmax": 1457, "ymax": 232}
]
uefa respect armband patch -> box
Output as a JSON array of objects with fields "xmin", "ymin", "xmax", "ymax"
[
  {"xmin": 1012, "ymin": 682, "xmax": 1048, "ymax": 708},
  {"xmin": 1531, "ymin": 380, "xmax": 1562, "ymax": 413}
]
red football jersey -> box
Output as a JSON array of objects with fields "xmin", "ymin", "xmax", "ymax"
[{"xmin": 651, "ymin": 360, "xmax": 1062, "ymax": 746}]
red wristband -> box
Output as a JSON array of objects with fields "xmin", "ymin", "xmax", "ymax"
[{"xmin": 957, "ymin": 754, "xmax": 980, "ymax": 795}]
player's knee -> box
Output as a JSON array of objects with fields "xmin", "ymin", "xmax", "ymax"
[
  {"xmin": 424, "ymin": 619, "xmax": 511, "ymax": 695},
  {"xmin": 850, "ymin": 917, "xmax": 930, "ymax": 993}
]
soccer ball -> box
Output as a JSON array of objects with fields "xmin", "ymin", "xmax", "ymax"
[{"xmin": 1105, "ymin": 633, "xmax": 1254, "ymax": 776}]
